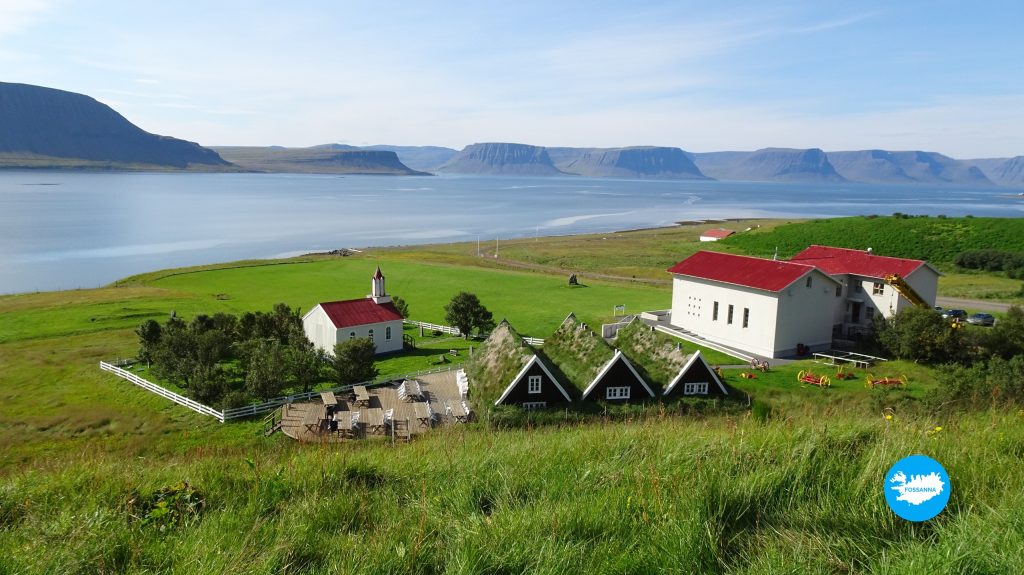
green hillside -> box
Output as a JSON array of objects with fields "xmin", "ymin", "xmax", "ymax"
[{"xmin": 720, "ymin": 215, "xmax": 1024, "ymax": 265}]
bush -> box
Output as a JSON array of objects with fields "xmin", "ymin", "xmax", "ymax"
[{"xmin": 874, "ymin": 306, "xmax": 963, "ymax": 364}]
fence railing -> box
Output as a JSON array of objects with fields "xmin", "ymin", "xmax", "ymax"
[
  {"xmin": 404, "ymin": 318, "xmax": 543, "ymax": 345},
  {"xmin": 404, "ymin": 319, "xmax": 462, "ymax": 336},
  {"xmin": 99, "ymin": 362, "xmax": 226, "ymax": 422},
  {"xmin": 100, "ymin": 361, "xmax": 462, "ymax": 422}
]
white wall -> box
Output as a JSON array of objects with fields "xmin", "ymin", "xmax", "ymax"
[
  {"xmin": 774, "ymin": 270, "xmax": 839, "ymax": 355},
  {"xmin": 903, "ymin": 266, "xmax": 940, "ymax": 312},
  {"xmin": 302, "ymin": 306, "xmax": 337, "ymax": 354},
  {"xmin": 669, "ymin": 276, "xmax": 781, "ymax": 358},
  {"xmin": 333, "ymin": 320, "xmax": 404, "ymax": 355}
]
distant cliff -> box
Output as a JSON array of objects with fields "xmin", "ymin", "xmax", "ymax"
[
  {"xmin": 213, "ymin": 146, "xmax": 429, "ymax": 175},
  {"xmin": 692, "ymin": 148, "xmax": 845, "ymax": 182},
  {"xmin": 362, "ymin": 145, "xmax": 457, "ymax": 172},
  {"xmin": 550, "ymin": 146, "xmax": 709, "ymax": 179},
  {"xmin": 829, "ymin": 150, "xmax": 992, "ymax": 186},
  {"xmin": 0, "ymin": 82, "xmax": 230, "ymax": 170},
  {"xmin": 970, "ymin": 156, "xmax": 1024, "ymax": 187},
  {"xmin": 438, "ymin": 143, "xmax": 565, "ymax": 175}
]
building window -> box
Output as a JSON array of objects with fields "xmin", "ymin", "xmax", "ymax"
[
  {"xmin": 742, "ymin": 308, "xmax": 749, "ymax": 328},
  {"xmin": 386, "ymin": 326, "xmax": 392, "ymax": 340},
  {"xmin": 683, "ymin": 382, "xmax": 709, "ymax": 395},
  {"xmin": 606, "ymin": 386, "xmax": 631, "ymax": 400},
  {"xmin": 835, "ymin": 285, "xmax": 842, "ymax": 297},
  {"xmin": 866, "ymin": 307, "xmax": 874, "ymax": 322},
  {"xmin": 727, "ymin": 305, "xmax": 734, "ymax": 325},
  {"xmin": 855, "ymin": 283, "xmax": 862, "ymax": 293},
  {"xmin": 806, "ymin": 276, "xmax": 813, "ymax": 288},
  {"xmin": 368, "ymin": 329, "xmax": 374, "ymax": 342},
  {"xmin": 349, "ymin": 331, "xmax": 356, "ymax": 339},
  {"xmin": 522, "ymin": 402, "xmax": 546, "ymax": 411},
  {"xmin": 528, "ymin": 375, "xmax": 542, "ymax": 394},
  {"xmin": 712, "ymin": 301, "xmax": 719, "ymax": 321},
  {"xmin": 873, "ymin": 282, "xmax": 884, "ymax": 295}
]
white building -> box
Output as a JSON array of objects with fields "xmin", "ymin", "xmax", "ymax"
[
  {"xmin": 302, "ymin": 267, "xmax": 405, "ymax": 355},
  {"xmin": 699, "ymin": 228, "xmax": 735, "ymax": 242},
  {"xmin": 667, "ymin": 247, "xmax": 940, "ymax": 358},
  {"xmin": 668, "ymin": 251, "xmax": 840, "ymax": 358},
  {"xmin": 789, "ymin": 246, "xmax": 940, "ymax": 337}
]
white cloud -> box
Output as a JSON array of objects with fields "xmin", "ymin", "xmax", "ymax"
[{"xmin": 0, "ymin": 0, "xmax": 51, "ymax": 37}]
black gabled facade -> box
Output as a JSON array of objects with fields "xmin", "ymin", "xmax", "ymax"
[
  {"xmin": 663, "ymin": 350, "xmax": 730, "ymax": 398},
  {"xmin": 581, "ymin": 350, "xmax": 655, "ymax": 402},
  {"xmin": 494, "ymin": 355, "xmax": 572, "ymax": 408}
]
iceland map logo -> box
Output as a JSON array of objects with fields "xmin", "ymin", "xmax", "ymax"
[{"xmin": 884, "ymin": 455, "xmax": 951, "ymax": 522}]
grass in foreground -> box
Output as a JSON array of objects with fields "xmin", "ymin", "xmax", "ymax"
[{"xmin": 1, "ymin": 411, "xmax": 1021, "ymax": 574}]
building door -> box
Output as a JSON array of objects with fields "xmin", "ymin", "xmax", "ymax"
[{"xmin": 851, "ymin": 301, "xmax": 862, "ymax": 324}]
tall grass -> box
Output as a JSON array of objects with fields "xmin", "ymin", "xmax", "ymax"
[{"xmin": 1, "ymin": 411, "xmax": 1021, "ymax": 573}]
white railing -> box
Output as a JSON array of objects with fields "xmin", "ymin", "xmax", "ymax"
[
  {"xmin": 404, "ymin": 319, "xmax": 462, "ymax": 336},
  {"xmin": 100, "ymin": 361, "xmax": 462, "ymax": 422},
  {"xmin": 99, "ymin": 362, "xmax": 226, "ymax": 422},
  {"xmin": 522, "ymin": 337, "xmax": 544, "ymax": 346}
]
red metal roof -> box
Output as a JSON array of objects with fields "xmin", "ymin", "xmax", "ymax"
[
  {"xmin": 700, "ymin": 228, "xmax": 735, "ymax": 239},
  {"xmin": 667, "ymin": 251, "xmax": 817, "ymax": 292},
  {"xmin": 789, "ymin": 245, "xmax": 925, "ymax": 279},
  {"xmin": 318, "ymin": 298, "xmax": 403, "ymax": 329}
]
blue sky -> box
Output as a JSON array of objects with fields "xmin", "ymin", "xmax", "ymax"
[{"xmin": 2, "ymin": 0, "xmax": 1022, "ymax": 157}]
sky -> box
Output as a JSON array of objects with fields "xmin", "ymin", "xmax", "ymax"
[{"xmin": 2, "ymin": 0, "xmax": 1022, "ymax": 158}]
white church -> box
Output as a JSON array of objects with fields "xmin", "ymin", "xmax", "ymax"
[
  {"xmin": 302, "ymin": 267, "xmax": 405, "ymax": 356},
  {"xmin": 667, "ymin": 245, "xmax": 940, "ymax": 359}
]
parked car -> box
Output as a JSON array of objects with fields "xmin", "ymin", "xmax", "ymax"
[
  {"xmin": 941, "ymin": 309, "xmax": 968, "ymax": 321},
  {"xmin": 967, "ymin": 312, "xmax": 996, "ymax": 326}
]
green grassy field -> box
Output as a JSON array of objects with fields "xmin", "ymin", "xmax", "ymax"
[{"xmin": 1, "ymin": 216, "xmax": 1021, "ymax": 573}]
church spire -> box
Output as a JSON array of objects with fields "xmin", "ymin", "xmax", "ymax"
[{"xmin": 369, "ymin": 266, "xmax": 391, "ymax": 304}]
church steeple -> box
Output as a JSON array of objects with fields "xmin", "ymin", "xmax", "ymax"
[{"xmin": 369, "ymin": 266, "xmax": 391, "ymax": 304}]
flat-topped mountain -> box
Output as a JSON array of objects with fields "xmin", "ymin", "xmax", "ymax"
[
  {"xmin": 362, "ymin": 145, "xmax": 457, "ymax": 172},
  {"xmin": 829, "ymin": 150, "xmax": 992, "ymax": 186},
  {"xmin": 970, "ymin": 156, "xmax": 1024, "ymax": 187},
  {"xmin": 692, "ymin": 148, "xmax": 845, "ymax": 183},
  {"xmin": 549, "ymin": 146, "xmax": 709, "ymax": 179},
  {"xmin": 438, "ymin": 143, "xmax": 565, "ymax": 175},
  {"xmin": 0, "ymin": 82, "xmax": 230, "ymax": 170},
  {"xmin": 212, "ymin": 146, "xmax": 428, "ymax": 175}
]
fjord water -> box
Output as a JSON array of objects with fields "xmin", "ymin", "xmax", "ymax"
[{"xmin": 1, "ymin": 171, "xmax": 1021, "ymax": 294}]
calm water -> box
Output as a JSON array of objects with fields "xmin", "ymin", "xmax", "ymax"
[{"xmin": 1, "ymin": 171, "xmax": 1022, "ymax": 294}]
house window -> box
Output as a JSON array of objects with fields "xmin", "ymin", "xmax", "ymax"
[
  {"xmin": 712, "ymin": 301, "xmax": 719, "ymax": 321},
  {"xmin": 835, "ymin": 285, "xmax": 842, "ymax": 297},
  {"xmin": 528, "ymin": 375, "xmax": 542, "ymax": 394},
  {"xmin": 683, "ymin": 382, "xmax": 709, "ymax": 395},
  {"xmin": 386, "ymin": 326, "xmax": 392, "ymax": 340},
  {"xmin": 742, "ymin": 308, "xmax": 749, "ymax": 328},
  {"xmin": 368, "ymin": 329, "xmax": 374, "ymax": 342},
  {"xmin": 606, "ymin": 386, "xmax": 631, "ymax": 400},
  {"xmin": 873, "ymin": 282, "xmax": 884, "ymax": 295},
  {"xmin": 727, "ymin": 305, "xmax": 734, "ymax": 325},
  {"xmin": 349, "ymin": 331, "xmax": 356, "ymax": 339},
  {"xmin": 522, "ymin": 401, "xmax": 546, "ymax": 410},
  {"xmin": 855, "ymin": 283, "xmax": 862, "ymax": 293},
  {"xmin": 866, "ymin": 307, "xmax": 874, "ymax": 322},
  {"xmin": 806, "ymin": 276, "xmax": 813, "ymax": 288}
]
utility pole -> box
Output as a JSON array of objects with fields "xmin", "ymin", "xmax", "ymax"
[
  {"xmin": 495, "ymin": 237, "xmax": 499, "ymax": 258},
  {"xmin": 477, "ymin": 235, "xmax": 480, "ymax": 257}
]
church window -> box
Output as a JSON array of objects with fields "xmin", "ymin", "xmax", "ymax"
[
  {"xmin": 386, "ymin": 326, "xmax": 392, "ymax": 340},
  {"xmin": 713, "ymin": 301, "xmax": 719, "ymax": 321},
  {"xmin": 349, "ymin": 331, "xmax": 356, "ymax": 339},
  {"xmin": 368, "ymin": 329, "xmax": 374, "ymax": 342}
]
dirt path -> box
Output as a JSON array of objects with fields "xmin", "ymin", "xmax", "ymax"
[{"xmin": 935, "ymin": 296, "xmax": 1014, "ymax": 313}]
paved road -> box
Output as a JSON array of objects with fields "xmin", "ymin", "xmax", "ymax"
[{"xmin": 935, "ymin": 296, "xmax": 1015, "ymax": 313}]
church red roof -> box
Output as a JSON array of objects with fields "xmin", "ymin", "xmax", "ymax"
[
  {"xmin": 789, "ymin": 245, "xmax": 926, "ymax": 279},
  {"xmin": 317, "ymin": 298, "xmax": 403, "ymax": 329},
  {"xmin": 667, "ymin": 251, "xmax": 817, "ymax": 292}
]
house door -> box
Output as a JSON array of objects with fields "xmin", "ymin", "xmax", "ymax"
[{"xmin": 850, "ymin": 302, "xmax": 862, "ymax": 323}]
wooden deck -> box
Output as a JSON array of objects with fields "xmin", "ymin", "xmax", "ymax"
[{"xmin": 279, "ymin": 370, "xmax": 471, "ymax": 443}]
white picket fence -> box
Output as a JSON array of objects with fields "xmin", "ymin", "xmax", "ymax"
[
  {"xmin": 100, "ymin": 361, "xmax": 461, "ymax": 423},
  {"xmin": 99, "ymin": 361, "xmax": 226, "ymax": 421},
  {"xmin": 404, "ymin": 319, "xmax": 462, "ymax": 336},
  {"xmin": 404, "ymin": 318, "xmax": 543, "ymax": 345}
]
